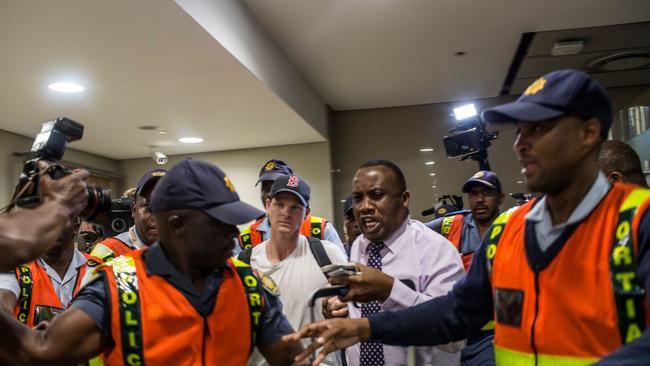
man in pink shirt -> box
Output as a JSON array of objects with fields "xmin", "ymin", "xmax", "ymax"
[{"xmin": 326, "ymin": 159, "xmax": 465, "ymax": 366}]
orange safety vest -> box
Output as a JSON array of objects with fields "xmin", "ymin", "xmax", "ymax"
[
  {"xmin": 440, "ymin": 214, "xmax": 473, "ymax": 271},
  {"xmin": 99, "ymin": 249, "xmax": 264, "ymax": 366},
  {"xmin": 14, "ymin": 253, "xmax": 90, "ymax": 327},
  {"xmin": 238, "ymin": 214, "xmax": 327, "ymax": 250},
  {"xmin": 87, "ymin": 237, "xmax": 134, "ymax": 265},
  {"xmin": 487, "ymin": 184, "xmax": 650, "ymax": 365}
]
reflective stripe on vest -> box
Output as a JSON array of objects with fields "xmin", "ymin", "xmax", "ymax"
[
  {"xmin": 239, "ymin": 219, "xmax": 265, "ymax": 250},
  {"xmin": 231, "ymin": 257, "xmax": 265, "ymax": 347},
  {"xmin": 306, "ymin": 215, "xmax": 327, "ymax": 240},
  {"xmin": 610, "ymin": 188, "xmax": 650, "ymax": 344},
  {"xmin": 15, "ymin": 257, "xmax": 89, "ymax": 327},
  {"xmin": 495, "ymin": 346, "xmax": 597, "ymax": 366},
  {"xmin": 440, "ymin": 215, "xmax": 464, "ymax": 251},
  {"xmin": 111, "ymin": 256, "xmax": 266, "ymax": 363},
  {"xmin": 111, "ymin": 256, "xmax": 145, "ymax": 366},
  {"xmin": 485, "ymin": 206, "xmax": 519, "ymax": 277},
  {"xmin": 16, "ymin": 264, "xmax": 33, "ymax": 324}
]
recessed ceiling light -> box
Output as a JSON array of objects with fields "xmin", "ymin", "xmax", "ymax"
[
  {"xmin": 158, "ymin": 131, "xmax": 167, "ymax": 135},
  {"xmin": 419, "ymin": 148, "xmax": 434, "ymax": 152},
  {"xmin": 425, "ymin": 161, "xmax": 435, "ymax": 165},
  {"xmin": 429, "ymin": 173, "xmax": 436, "ymax": 176},
  {"xmin": 432, "ymin": 185, "xmax": 437, "ymax": 188},
  {"xmin": 340, "ymin": 200, "xmax": 346, "ymax": 203},
  {"xmin": 48, "ymin": 82, "xmax": 85, "ymax": 93},
  {"xmin": 178, "ymin": 137, "xmax": 203, "ymax": 144},
  {"xmin": 516, "ymin": 180, "xmax": 523, "ymax": 184}
]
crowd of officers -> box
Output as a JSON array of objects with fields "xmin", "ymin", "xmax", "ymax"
[{"xmin": 0, "ymin": 69, "xmax": 648, "ymax": 366}]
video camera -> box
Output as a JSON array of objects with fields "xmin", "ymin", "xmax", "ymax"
[{"xmin": 442, "ymin": 104, "xmax": 498, "ymax": 171}]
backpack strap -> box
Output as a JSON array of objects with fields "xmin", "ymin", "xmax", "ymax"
[{"xmin": 307, "ymin": 237, "xmax": 332, "ymax": 268}]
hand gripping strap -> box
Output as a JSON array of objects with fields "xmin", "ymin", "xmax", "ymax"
[
  {"xmin": 112, "ymin": 256, "xmax": 145, "ymax": 366},
  {"xmin": 610, "ymin": 188, "xmax": 650, "ymax": 344},
  {"xmin": 16, "ymin": 264, "xmax": 33, "ymax": 324}
]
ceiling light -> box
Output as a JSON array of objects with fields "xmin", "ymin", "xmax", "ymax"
[
  {"xmin": 429, "ymin": 173, "xmax": 436, "ymax": 176},
  {"xmin": 453, "ymin": 103, "xmax": 477, "ymax": 121},
  {"xmin": 425, "ymin": 161, "xmax": 435, "ymax": 165},
  {"xmin": 516, "ymin": 180, "xmax": 523, "ymax": 184},
  {"xmin": 158, "ymin": 131, "xmax": 167, "ymax": 135},
  {"xmin": 419, "ymin": 148, "xmax": 434, "ymax": 152},
  {"xmin": 432, "ymin": 185, "xmax": 437, "ymax": 188},
  {"xmin": 48, "ymin": 82, "xmax": 85, "ymax": 93},
  {"xmin": 178, "ymin": 137, "xmax": 203, "ymax": 144},
  {"xmin": 340, "ymin": 200, "xmax": 346, "ymax": 203}
]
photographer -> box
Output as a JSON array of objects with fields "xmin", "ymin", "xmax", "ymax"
[
  {"xmin": 0, "ymin": 166, "xmax": 88, "ymax": 271},
  {"xmin": 87, "ymin": 169, "xmax": 165, "ymax": 265}
]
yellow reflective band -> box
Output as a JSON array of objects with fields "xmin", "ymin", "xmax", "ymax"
[
  {"xmin": 231, "ymin": 257, "xmax": 250, "ymax": 268},
  {"xmin": 90, "ymin": 243, "xmax": 116, "ymax": 261},
  {"xmin": 310, "ymin": 216, "xmax": 325, "ymax": 224},
  {"xmin": 620, "ymin": 188, "xmax": 650, "ymax": 212},
  {"xmin": 495, "ymin": 346, "xmax": 597, "ymax": 366},
  {"xmin": 480, "ymin": 320, "xmax": 494, "ymax": 331}
]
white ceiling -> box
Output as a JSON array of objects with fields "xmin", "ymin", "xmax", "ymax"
[
  {"xmin": 244, "ymin": 0, "xmax": 650, "ymax": 111},
  {"xmin": 0, "ymin": 0, "xmax": 324, "ymax": 159}
]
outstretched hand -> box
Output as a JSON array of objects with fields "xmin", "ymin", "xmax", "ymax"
[{"xmin": 282, "ymin": 318, "xmax": 371, "ymax": 366}]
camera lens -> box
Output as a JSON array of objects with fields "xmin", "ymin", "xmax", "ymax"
[
  {"xmin": 111, "ymin": 217, "xmax": 128, "ymax": 234},
  {"xmin": 80, "ymin": 187, "xmax": 112, "ymax": 219}
]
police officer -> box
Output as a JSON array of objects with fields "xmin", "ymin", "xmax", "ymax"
[
  {"xmin": 239, "ymin": 159, "xmax": 346, "ymax": 256},
  {"xmin": 87, "ymin": 169, "xmax": 166, "ymax": 265},
  {"xmin": 0, "ymin": 159, "xmax": 302, "ymax": 365},
  {"xmin": 427, "ymin": 170, "xmax": 504, "ymax": 366},
  {"xmin": 0, "ymin": 217, "xmax": 91, "ymax": 326},
  {"xmin": 286, "ymin": 70, "xmax": 650, "ymax": 366},
  {"xmin": 599, "ymin": 140, "xmax": 648, "ymax": 187},
  {"xmin": 428, "ymin": 171, "xmax": 505, "ymax": 271}
]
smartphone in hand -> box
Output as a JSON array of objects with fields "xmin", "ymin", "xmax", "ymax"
[{"xmin": 321, "ymin": 263, "xmax": 358, "ymax": 278}]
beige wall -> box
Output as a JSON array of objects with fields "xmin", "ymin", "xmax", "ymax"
[
  {"xmin": 0, "ymin": 129, "xmax": 120, "ymax": 206},
  {"xmin": 118, "ymin": 142, "xmax": 334, "ymax": 224}
]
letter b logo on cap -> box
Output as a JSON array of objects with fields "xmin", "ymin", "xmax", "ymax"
[{"xmin": 287, "ymin": 176, "xmax": 300, "ymax": 187}]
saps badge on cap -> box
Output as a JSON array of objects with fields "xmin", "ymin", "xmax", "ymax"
[
  {"xmin": 150, "ymin": 159, "xmax": 263, "ymax": 225},
  {"xmin": 269, "ymin": 175, "xmax": 311, "ymax": 207},
  {"xmin": 481, "ymin": 69, "xmax": 612, "ymax": 137},
  {"xmin": 256, "ymin": 159, "xmax": 294, "ymax": 186},
  {"xmin": 462, "ymin": 170, "xmax": 502, "ymax": 193}
]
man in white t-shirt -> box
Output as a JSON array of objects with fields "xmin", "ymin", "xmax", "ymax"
[{"xmin": 246, "ymin": 174, "xmax": 347, "ymax": 366}]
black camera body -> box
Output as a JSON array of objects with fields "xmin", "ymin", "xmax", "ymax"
[
  {"xmin": 14, "ymin": 117, "xmax": 112, "ymax": 219},
  {"xmin": 443, "ymin": 116, "xmax": 498, "ymax": 171},
  {"xmin": 104, "ymin": 197, "xmax": 134, "ymax": 237}
]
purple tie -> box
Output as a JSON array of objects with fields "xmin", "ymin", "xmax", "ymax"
[{"xmin": 360, "ymin": 242, "xmax": 385, "ymax": 366}]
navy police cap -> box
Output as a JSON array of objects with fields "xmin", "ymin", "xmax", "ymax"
[
  {"xmin": 150, "ymin": 159, "xmax": 263, "ymax": 225},
  {"xmin": 256, "ymin": 159, "xmax": 294, "ymax": 186},
  {"xmin": 482, "ymin": 69, "xmax": 612, "ymax": 137}
]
